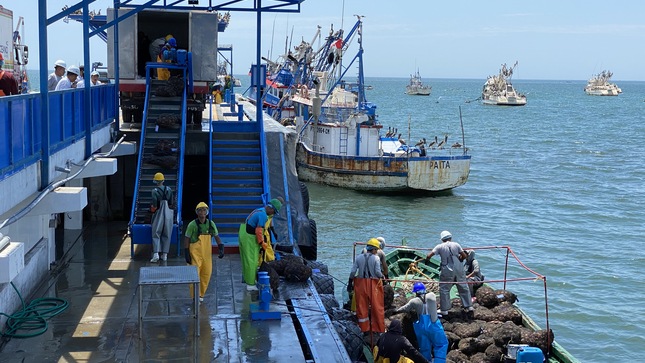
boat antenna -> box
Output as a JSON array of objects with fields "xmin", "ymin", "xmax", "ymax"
[
  {"xmin": 269, "ymin": 16, "xmax": 276, "ymax": 60},
  {"xmin": 341, "ymin": 0, "xmax": 345, "ymax": 32},
  {"xmin": 459, "ymin": 106, "xmax": 466, "ymax": 153}
]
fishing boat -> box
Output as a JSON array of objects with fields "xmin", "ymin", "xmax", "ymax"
[
  {"xmin": 405, "ymin": 70, "xmax": 432, "ymax": 96},
  {"xmin": 292, "ymin": 18, "xmax": 471, "ymax": 193},
  {"xmin": 584, "ymin": 70, "xmax": 621, "ymax": 96},
  {"xmin": 384, "ymin": 247, "xmax": 580, "ymax": 363},
  {"xmin": 482, "ymin": 62, "xmax": 527, "ymax": 106}
]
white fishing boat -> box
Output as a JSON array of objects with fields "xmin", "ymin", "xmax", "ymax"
[
  {"xmin": 584, "ymin": 70, "xmax": 621, "ymax": 96},
  {"xmin": 405, "ymin": 70, "xmax": 431, "ymax": 96},
  {"xmin": 293, "ymin": 18, "xmax": 471, "ymax": 193},
  {"xmin": 482, "ymin": 62, "xmax": 527, "ymax": 106}
]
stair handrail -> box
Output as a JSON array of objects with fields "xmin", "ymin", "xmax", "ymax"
[
  {"xmin": 208, "ymin": 92, "xmax": 214, "ymax": 215},
  {"xmin": 176, "ymin": 63, "xmax": 189, "ymax": 245},
  {"xmin": 128, "ymin": 63, "xmax": 155, "ymax": 234}
]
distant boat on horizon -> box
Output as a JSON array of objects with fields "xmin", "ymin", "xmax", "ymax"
[
  {"xmin": 584, "ymin": 70, "xmax": 621, "ymax": 96},
  {"xmin": 482, "ymin": 61, "xmax": 527, "ymax": 106},
  {"xmin": 405, "ymin": 69, "xmax": 432, "ymax": 96}
]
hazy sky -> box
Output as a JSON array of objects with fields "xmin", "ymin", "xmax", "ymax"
[{"xmin": 6, "ymin": 0, "xmax": 645, "ymax": 81}]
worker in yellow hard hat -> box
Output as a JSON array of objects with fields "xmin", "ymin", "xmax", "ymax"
[
  {"xmin": 150, "ymin": 172, "xmax": 174, "ymax": 263},
  {"xmin": 348, "ymin": 238, "xmax": 385, "ymax": 334},
  {"xmin": 183, "ymin": 202, "xmax": 224, "ymax": 302}
]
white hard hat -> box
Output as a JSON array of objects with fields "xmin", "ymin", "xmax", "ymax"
[
  {"xmin": 54, "ymin": 60, "xmax": 67, "ymax": 69},
  {"xmin": 67, "ymin": 65, "xmax": 80, "ymax": 75},
  {"xmin": 376, "ymin": 237, "xmax": 386, "ymax": 249},
  {"xmin": 440, "ymin": 230, "xmax": 452, "ymax": 241},
  {"xmin": 90, "ymin": 71, "xmax": 100, "ymax": 76}
]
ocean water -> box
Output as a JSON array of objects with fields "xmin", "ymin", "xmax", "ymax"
[{"xmin": 307, "ymin": 77, "xmax": 645, "ymax": 362}]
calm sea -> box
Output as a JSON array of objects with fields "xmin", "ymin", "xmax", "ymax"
[
  {"xmin": 27, "ymin": 71, "xmax": 642, "ymax": 361},
  {"xmin": 308, "ymin": 77, "xmax": 645, "ymax": 362}
]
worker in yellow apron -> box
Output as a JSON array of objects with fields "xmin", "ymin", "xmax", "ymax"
[
  {"xmin": 183, "ymin": 202, "xmax": 224, "ymax": 302},
  {"xmin": 238, "ymin": 198, "xmax": 282, "ymax": 291}
]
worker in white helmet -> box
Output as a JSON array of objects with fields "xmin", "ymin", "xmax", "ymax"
[
  {"xmin": 425, "ymin": 230, "xmax": 472, "ymax": 316},
  {"xmin": 54, "ymin": 65, "xmax": 80, "ymax": 91},
  {"xmin": 48, "ymin": 60, "xmax": 66, "ymax": 91}
]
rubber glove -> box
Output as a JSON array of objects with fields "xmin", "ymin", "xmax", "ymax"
[
  {"xmin": 218, "ymin": 245, "xmax": 225, "ymax": 259},
  {"xmin": 150, "ymin": 205, "xmax": 157, "ymax": 213},
  {"xmin": 261, "ymin": 242, "xmax": 268, "ymax": 251},
  {"xmin": 184, "ymin": 248, "xmax": 191, "ymax": 264},
  {"xmin": 346, "ymin": 278, "xmax": 354, "ymax": 292}
]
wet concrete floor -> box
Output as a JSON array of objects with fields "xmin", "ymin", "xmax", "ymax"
[{"xmin": 0, "ymin": 222, "xmax": 313, "ymax": 362}]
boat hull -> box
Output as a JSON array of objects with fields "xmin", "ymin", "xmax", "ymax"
[
  {"xmin": 296, "ymin": 142, "xmax": 471, "ymax": 192},
  {"xmin": 482, "ymin": 95, "xmax": 527, "ymax": 106},
  {"xmin": 405, "ymin": 88, "xmax": 431, "ymax": 96}
]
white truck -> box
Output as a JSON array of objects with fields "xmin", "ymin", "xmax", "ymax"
[{"xmin": 107, "ymin": 8, "xmax": 220, "ymax": 124}]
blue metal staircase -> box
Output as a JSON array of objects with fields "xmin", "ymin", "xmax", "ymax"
[
  {"xmin": 129, "ymin": 63, "xmax": 189, "ymax": 256},
  {"xmin": 209, "ymin": 123, "xmax": 265, "ymax": 243}
]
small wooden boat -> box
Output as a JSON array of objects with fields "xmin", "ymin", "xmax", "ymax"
[{"xmin": 384, "ymin": 247, "xmax": 580, "ymax": 363}]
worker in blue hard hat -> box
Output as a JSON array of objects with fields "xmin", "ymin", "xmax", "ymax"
[
  {"xmin": 386, "ymin": 282, "xmax": 448, "ymax": 362},
  {"xmin": 157, "ymin": 37, "xmax": 177, "ymax": 80}
]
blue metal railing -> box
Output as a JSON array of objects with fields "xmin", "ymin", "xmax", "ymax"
[
  {"xmin": 0, "ymin": 85, "xmax": 116, "ymax": 181},
  {"xmin": 128, "ymin": 61, "xmax": 189, "ymax": 255}
]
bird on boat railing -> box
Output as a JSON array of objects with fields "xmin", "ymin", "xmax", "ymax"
[
  {"xmin": 437, "ymin": 135, "xmax": 448, "ymax": 149},
  {"xmin": 427, "ymin": 136, "xmax": 438, "ymax": 149},
  {"xmin": 414, "ymin": 138, "xmax": 426, "ymax": 147},
  {"xmin": 451, "ymin": 142, "xmax": 462, "ymax": 148}
]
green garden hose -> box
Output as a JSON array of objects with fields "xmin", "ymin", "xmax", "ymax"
[{"xmin": 1, "ymin": 281, "xmax": 69, "ymax": 338}]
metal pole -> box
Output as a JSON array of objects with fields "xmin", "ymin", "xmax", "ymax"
[
  {"xmin": 38, "ymin": 0, "xmax": 50, "ymax": 189},
  {"xmin": 83, "ymin": 2, "xmax": 92, "ymax": 157}
]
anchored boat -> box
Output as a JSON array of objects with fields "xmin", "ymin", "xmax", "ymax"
[
  {"xmin": 482, "ymin": 62, "xmax": 527, "ymax": 106},
  {"xmin": 584, "ymin": 70, "xmax": 621, "ymax": 96},
  {"xmin": 292, "ymin": 18, "xmax": 471, "ymax": 193},
  {"xmin": 384, "ymin": 247, "xmax": 580, "ymax": 363},
  {"xmin": 406, "ymin": 69, "xmax": 432, "ymax": 96}
]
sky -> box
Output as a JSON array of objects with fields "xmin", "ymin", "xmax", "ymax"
[{"xmin": 4, "ymin": 0, "xmax": 645, "ymax": 81}]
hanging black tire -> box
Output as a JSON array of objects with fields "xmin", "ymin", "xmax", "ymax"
[
  {"xmin": 299, "ymin": 219, "xmax": 317, "ymax": 261},
  {"xmin": 383, "ymin": 283, "xmax": 395, "ymax": 309},
  {"xmin": 318, "ymin": 293, "xmax": 340, "ymax": 316},
  {"xmin": 311, "ymin": 273, "xmax": 334, "ymax": 295},
  {"xmin": 284, "ymin": 262, "xmax": 312, "ymax": 282},
  {"xmin": 300, "ymin": 181, "xmax": 310, "ymax": 216},
  {"xmin": 329, "ymin": 307, "xmax": 356, "ymax": 322},
  {"xmin": 333, "ymin": 320, "xmax": 364, "ymax": 361},
  {"xmin": 305, "ymin": 260, "xmax": 329, "ymax": 274}
]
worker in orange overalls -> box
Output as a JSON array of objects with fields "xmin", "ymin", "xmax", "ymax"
[{"xmin": 348, "ymin": 238, "xmax": 385, "ymax": 333}]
